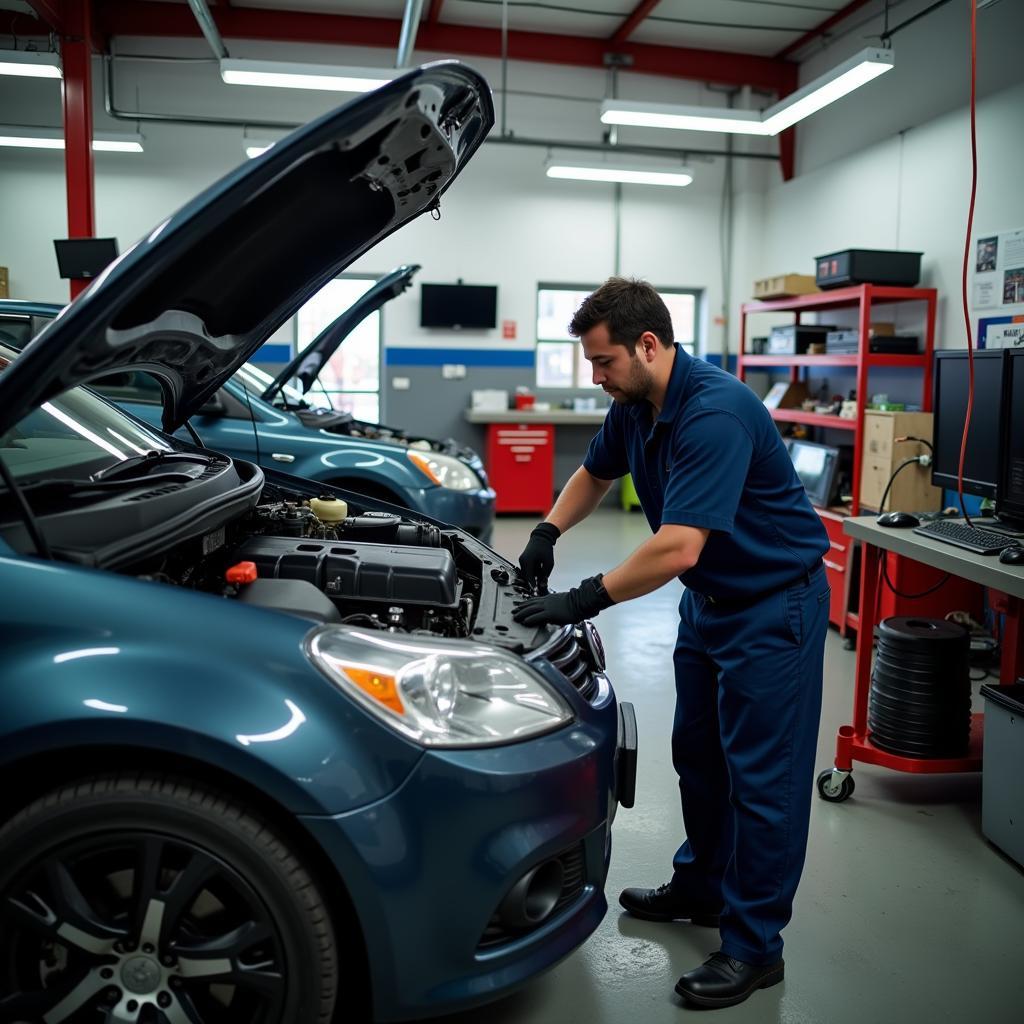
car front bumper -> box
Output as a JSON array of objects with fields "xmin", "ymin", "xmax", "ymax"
[{"xmin": 300, "ymin": 690, "xmax": 635, "ymax": 1021}]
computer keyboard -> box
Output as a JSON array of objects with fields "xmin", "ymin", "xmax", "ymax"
[{"xmin": 913, "ymin": 520, "xmax": 1018, "ymax": 555}]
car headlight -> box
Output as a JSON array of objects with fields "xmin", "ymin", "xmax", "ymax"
[
  {"xmin": 308, "ymin": 626, "xmax": 573, "ymax": 747},
  {"xmin": 407, "ymin": 450, "xmax": 483, "ymax": 491}
]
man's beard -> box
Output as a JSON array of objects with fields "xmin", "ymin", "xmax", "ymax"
[{"xmin": 608, "ymin": 355, "xmax": 654, "ymax": 405}]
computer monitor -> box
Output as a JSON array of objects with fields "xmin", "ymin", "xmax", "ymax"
[
  {"xmin": 996, "ymin": 349, "xmax": 1024, "ymax": 528},
  {"xmin": 931, "ymin": 349, "xmax": 1007, "ymax": 499},
  {"xmin": 53, "ymin": 237, "xmax": 118, "ymax": 280},
  {"xmin": 786, "ymin": 439, "xmax": 841, "ymax": 508}
]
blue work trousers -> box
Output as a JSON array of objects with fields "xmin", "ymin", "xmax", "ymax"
[{"xmin": 670, "ymin": 565, "xmax": 829, "ymax": 965}]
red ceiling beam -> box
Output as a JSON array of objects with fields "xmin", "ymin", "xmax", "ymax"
[
  {"xmin": 610, "ymin": 0, "xmax": 661, "ymax": 46},
  {"xmin": 775, "ymin": 0, "xmax": 873, "ymax": 60},
  {"xmin": 427, "ymin": 0, "xmax": 445, "ymax": 25},
  {"xmin": 25, "ymin": 0, "xmax": 67, "ymax": 33},
  {"xmin": 94, "ymin": 1, "xmax": 796, "ymax": 95}
]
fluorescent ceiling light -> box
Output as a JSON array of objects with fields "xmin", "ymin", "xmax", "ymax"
[
  {"xmin": 0, "ymin": 50, "xmax": 62, "ymax": 80},
  {"xmin": 0, "ymin": 126, "xmax": 144, "ymax": 152},
  {"xmin": 546, "ymin": 158, "xmax": 693, "ymax": 188},
  {"xmin": 244, "ymin": 138, "xmax": 284, "ymax": 159},
  {"xmin": 601, "ymin": 48, "xmax": 894, "ymax": 137},
  {"xmin": 221, "ymin": 58, "xmax": 393, "ymax": 93}
]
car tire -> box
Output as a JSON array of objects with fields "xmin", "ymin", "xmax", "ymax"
[{"xmin": 0, "ymin": 773, "xmax": 337, "ymax": 1023}]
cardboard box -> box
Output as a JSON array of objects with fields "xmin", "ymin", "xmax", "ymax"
[
  {"xmin": 859, "ymin": 411, "xmax": 942, "ymax": 513},
  {"xmin": 753, "ymin": 274, "xmax": 819, "ymax": 300},
  {"xmin": 0, "ymin": 266, "xmax": 8, "ymax": 299},
  {"xmin": 762, "ymin": 380, "xmax": 809, "ymax": 410},
  {"xmin": 471, "ymin": 389, "xmax": 509, "ymax": 412}
]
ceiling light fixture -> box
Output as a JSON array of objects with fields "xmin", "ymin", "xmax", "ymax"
[
  {"xmin": 0, "ymin": 50, "xmax": 62, "ymax": 80},
  {"xmin": 0, "ymin": 127, "xmax": 144, "ymax": 152},
  {"xmin": 245, "ymin": 141, "xmax": 275, "ymax": 159},
  {"xmin": 601, "ymin": 47, "xmax": 894, "ymax": 137},
  {"xmin": 220, "ymin": 58, "xmax": 393, "ymax": 93},
  {"xmin": 546, "ymin": 157, "xmax": 693, "ymax": 188}
]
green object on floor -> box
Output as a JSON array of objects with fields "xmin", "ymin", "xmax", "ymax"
[{"xmin": 621, "ymin": 474, "xmax": 641, "ymax": 511}]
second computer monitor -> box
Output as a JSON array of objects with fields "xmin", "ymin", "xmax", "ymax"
[
  {"xmin": 997, "ymin": 349, "xmax": 1024, "ymax": 527},
  {"xmin": 931, "ymin": 349, "xmax": 1007, "ymax": 499}
]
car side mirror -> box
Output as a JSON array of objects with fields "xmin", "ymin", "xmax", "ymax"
[{"xmin": 198, "ymin": 393, "xmax": 227, "ymax": 416}]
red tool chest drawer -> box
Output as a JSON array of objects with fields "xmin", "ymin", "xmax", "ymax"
[
  {"xmin": 817, "ymin": 508, "xmax": 850, "ymax": 629},
  {"xmin": 486, "ymin": 423, "xmax": 555, "ymax": 513}
]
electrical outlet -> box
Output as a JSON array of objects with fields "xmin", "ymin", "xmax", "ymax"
[
  {"xmin": 442, "ymin": 364, "xmax": 467, "ymax": 379},
  {"xmin": 392, "ymin": 376, "xmax": 411, "ymax": 390}
]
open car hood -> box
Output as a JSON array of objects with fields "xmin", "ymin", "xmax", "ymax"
[
  {"xmin": 262, "ymin": 263, "xmax": 419, "ymax": 403},
  {"xmin": 0, "ymin": 62, "xmax": 492, "ymax": 437}
]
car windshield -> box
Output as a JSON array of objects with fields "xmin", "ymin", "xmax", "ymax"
[
  {"xmin": 234, "ymin": 362, "xmax": 306, "ymax": 407},
  {"xmin": 0, "ymin": 343, "xmax": 174, "ymax": 486}
]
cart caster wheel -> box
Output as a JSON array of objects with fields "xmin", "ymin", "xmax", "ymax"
[{"xmin": 817, "ymin": 769, "xmax": 855, "ymax": 803}]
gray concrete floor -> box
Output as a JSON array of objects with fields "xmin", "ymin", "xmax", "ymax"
[{"xmin": 442, "ymin": 510, "xmax": 1024, "ymax": 1024}]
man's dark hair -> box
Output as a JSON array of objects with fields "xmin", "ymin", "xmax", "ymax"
[{"xmin": 568, "ymin": 277, "xmax": 674, "ymax": 354}]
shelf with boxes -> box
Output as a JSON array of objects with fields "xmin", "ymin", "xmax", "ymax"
[{"xmin": 739, "ymin": 284, "xmax": 938, "ymax": 633}]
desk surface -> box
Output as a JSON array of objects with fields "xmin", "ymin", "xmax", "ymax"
[
  {"xmin": 844, "ymin": 516, "xmax": 1024, "ymax": 598},
  {"xmin": 465, "ymin": 409, "xmax": 608, "ymax": 425}
]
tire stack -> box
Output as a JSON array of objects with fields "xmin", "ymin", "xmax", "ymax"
[{"xmin": 869, "ymin": 617, "xmax": 972, "ymax": 758}]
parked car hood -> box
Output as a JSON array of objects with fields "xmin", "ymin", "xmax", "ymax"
[
  {"xmin": 0, "ymin": 62, "xmax": 492, "ymax": 437},
  {"xmin": 262, "ymin": 263, "xmax": 420, "ymax": 403}
]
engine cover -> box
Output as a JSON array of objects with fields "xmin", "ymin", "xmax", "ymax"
[{"xmin": 231, "ymin": 535, "xmax": 459, "ymax": 608}]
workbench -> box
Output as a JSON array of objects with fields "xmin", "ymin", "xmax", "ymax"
[
  {"xmin": 465, "ymin": 408, "xmax": 608, "ymax": 513},
  {"xmin": 819, "ymin": 516, "xmax": 1024, "ymax": 799}
]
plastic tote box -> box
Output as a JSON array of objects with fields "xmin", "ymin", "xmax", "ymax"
[
  {"xmin": 814, "ymin": 249, "xmax": 922, "ymax": 289},
  {"xmin": 980, "ymin": 683, "xmax": 1024, "ymax": 867}
]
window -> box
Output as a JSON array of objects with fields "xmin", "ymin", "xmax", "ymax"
[
  {"xmin": 294, "ymin": 276, "xmax": 381, "ymax": 421},
  {"xmin": 535, "ymin": 284, "xmax": 699, "ymax": 389}
]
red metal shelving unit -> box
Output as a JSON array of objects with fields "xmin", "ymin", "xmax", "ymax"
[{"xmin": 738, "ymin": 284, "xmax": 937, "ymax": 632}]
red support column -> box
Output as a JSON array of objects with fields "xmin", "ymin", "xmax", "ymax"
[{"xmin": 60, "ymin": 0, "xmax": 96, "ymax": 301}]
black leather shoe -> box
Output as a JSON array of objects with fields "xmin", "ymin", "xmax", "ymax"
[
  {"xmin": 618, "ymin": 883, "xmax": 722, "ymax": 925},
  {"xmin": 674, "ymin": 952, "xmax": 784, "ymax": 1008}
]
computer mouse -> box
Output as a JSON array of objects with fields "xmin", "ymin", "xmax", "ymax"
[
  {"xmin": 877, "ymin": 511, "xmax": 920, "ymax": 528},
  {"xmin": 998, "ymin": 545, "xmax": 1024, "ymax": 565}
]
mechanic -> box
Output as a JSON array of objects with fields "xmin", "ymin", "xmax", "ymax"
[{"xmin": 512, "ymin": 277, "xmax": 830, "ymax": 1010}]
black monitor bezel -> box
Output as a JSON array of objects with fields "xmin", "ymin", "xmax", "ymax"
[
  {"xmin": 930, "ymin": 348, "xmax": 1007, "ymax": 500},
  {"xmin": 996, "ymin": 348, "xmax": 1024, "ymax": 527},
  {"xmin": 786, "ymin": 438, "xmax": 841, "ymax": 508},
  {"xmin": 419, "ymin": 282, "xmax": 498, "ymax": 329}
]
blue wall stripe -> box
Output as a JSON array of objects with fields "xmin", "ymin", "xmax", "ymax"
[
  {"xmin": 386, "ymin": 347, "xmax": 535, "ymax": 367},
  {"xmin": 255, "ymin": 343, "xmax": 292, "ymax": 364},
  {"xmin": 703, "ymin": 354, "xmax": 738, "ymax": 373}
]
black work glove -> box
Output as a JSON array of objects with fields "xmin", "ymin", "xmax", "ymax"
[
  {"xmin": 517, "ymin": 521, "xmax": 561, "ymax": 591},
  {"xmin": 513, "ymin": 574, "xmax": 615, "ymax": 627}
]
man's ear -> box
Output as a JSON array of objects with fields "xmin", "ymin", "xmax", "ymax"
[{"xmin": 639, "ymin": 331, "xmax": 660, "ymax": 361}]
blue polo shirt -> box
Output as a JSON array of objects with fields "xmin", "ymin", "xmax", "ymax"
[{"xmin": 584, "ymin": 344, "xmax": 829, "ymax": 601}]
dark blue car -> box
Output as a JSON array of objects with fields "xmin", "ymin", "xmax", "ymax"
[
  {"xmin": 0, "ymin": 265, "xmax": 496, "ymax": 542},
  {"xmin": 0, "ymin": 63, "xmax": 635, "ymax": 1024}
]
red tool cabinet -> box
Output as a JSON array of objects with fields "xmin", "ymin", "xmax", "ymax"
[{"xmin": 485, "ymin": 422, "xmax": 555, "ymax": 513}]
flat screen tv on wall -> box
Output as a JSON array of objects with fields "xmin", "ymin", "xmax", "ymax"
[{"xmin": 420, "ymin": 283, "xmax": 497, "ymax": 329}]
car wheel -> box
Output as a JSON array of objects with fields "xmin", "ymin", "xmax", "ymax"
[{"xmin": 0, "ymin": 774, "xmax": 337, "ymax": 1023}]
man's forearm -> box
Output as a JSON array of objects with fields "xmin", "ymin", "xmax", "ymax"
[
  {"xmin": 602, "ymin": 525, "xmax": 707, "ymax": 603},
  {"xmin": 545, "ymin": 467, "xmax": 614, "ymax": 534}
]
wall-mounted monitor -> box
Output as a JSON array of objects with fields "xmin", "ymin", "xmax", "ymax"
[
  {"xmin": 53, "ymin": 237, "xmax": 119, "ymax": 280},
  {"xmin": 420, "ymin": 283, "xmax": 497, "ymax": 329}
]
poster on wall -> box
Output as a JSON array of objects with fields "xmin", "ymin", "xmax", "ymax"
[{"xmin": 974, "ymin": 226, "xmax": 1024, "ymax": 347}]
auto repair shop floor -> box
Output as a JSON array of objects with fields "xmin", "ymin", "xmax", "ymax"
[{"xmin": 438, "ymin": 510, "xmax": 1024, "ymax": 1024}]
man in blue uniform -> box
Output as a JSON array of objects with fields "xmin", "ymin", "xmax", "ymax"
[{"xmin": 513, "ymin": 278, "xmax": 830, "ymax": 1010}]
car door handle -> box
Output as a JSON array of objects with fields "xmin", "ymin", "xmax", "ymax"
[{"xmin": 271, "ymin": 453, "xmax": 295, "ymax": 463}]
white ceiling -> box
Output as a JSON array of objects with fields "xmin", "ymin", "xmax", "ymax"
[{"xmin": 203, "ymin": 0, "xmax": 872, "ymax": 59}]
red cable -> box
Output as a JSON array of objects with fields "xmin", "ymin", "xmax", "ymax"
[{"xmin": 958, "ymin": 0, "xmax": 979, "ymax": 527}]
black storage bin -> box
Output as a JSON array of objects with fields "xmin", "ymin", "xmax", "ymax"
[
  {"xmin": 815, "ymin": 249, "xmax": 923, "ymax": 289},
  {"xmin": 980, "ymin": 683, "xmax": 1024, "ymax": 867}
]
